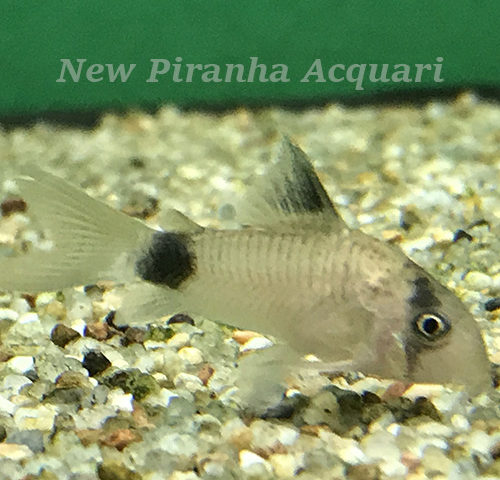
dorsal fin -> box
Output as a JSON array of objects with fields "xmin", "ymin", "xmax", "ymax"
[{"xmin": 237, "ymin": 137, "xmax": 346, "ymax": 232}]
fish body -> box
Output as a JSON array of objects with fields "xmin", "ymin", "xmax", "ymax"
[{"xmin": 0, "ymin": 139, "xmax": 492, "ymax": 393}]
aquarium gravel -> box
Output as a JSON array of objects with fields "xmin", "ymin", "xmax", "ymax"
[{"xmin": 0, "ymin": 93, "xmax": 499, "ymax": 479}]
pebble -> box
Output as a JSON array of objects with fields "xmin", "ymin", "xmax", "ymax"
[
  {"xmin": 0, "ymin": 393, "xmax": 16, "ymax": 415},
  {"xmin": 7, "ymin": 429, "xmax": 45, "ymax": 453},
  {"xmin": 17, "ymin": 312, "xmax": 39, "ymax": 324},
  {"xmin": 450, "ymin": 414, "xmax": 470, "ymax": 432},
  {"xmin": 51, "ymin": 324, "xmax": 81, "ymax": 347},
  {"xmin": 232, "ymin": 329, "xmax": 261, "ymax": 345},
  {"xmin": 0, "ymin": 308, "xmax": 19, "ymax": 321},
  {"xmin": 1, "ymin": 374, "xmax": 32, "ymax": 395},
  {"xmin": 166, "ymin": 332, "xmax": 191, "ymax": 349},
  {"xmin": 7, "ymin": 356, "xmax": 34, "ymax": 374},
  {"xmin": 250, "ymin": 419, "xmax": 299, "ymax": 450},
  {"xmin": 319, "ymin": 430, "xmax": 366, "ymax": 465},
  {"xmin": 421, "ymin": 445, "xmax": 453, "ymax": 475},
  {"xmin": 107, "ymin": 388, "xmax": 134, "ymax": 412},
  {"xmin": 239, "ymin": 449, "xmax": 272, "ymax": 473},
  {"xmin": 82, "ymin": 350, "xmax": 111, "ymax": 376},
  {"xmin": 240, "ymin": 336, "xmax": 274, "ymax": 352},
  {"xmin": 268, "ymin": 452, "xmax": 303, "ymax": 477},
  {"xmin": 14, "ymin": 405, "xmax": 57, "ymax": 430},
  {"xmin": 0, "ymin": 443, "xmax": 34, "ymax": 460},
  {"xmin": 361, "ymin": 430, "xmax": 400, "ymax": 462},
  {"xmin": 464, "ymin": 271, "xmax": 493, "ymax": 290},
  {"xmin": 177, "ymin": 346, "xmax": 204, "ymax": 364},
  {"xmin": 173, "ymin": 373, "xmax": 204, "ymax": 393}
]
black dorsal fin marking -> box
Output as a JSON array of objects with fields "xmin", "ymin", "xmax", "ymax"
[{"xmin": 237, "ymin": 137, "xmax": 346, "ymax": 233}]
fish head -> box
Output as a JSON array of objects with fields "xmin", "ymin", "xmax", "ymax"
[
  {"xmin": 352, "ymin": 237, "xmax": 491, "ymax": 394},
  {"xmin": 400, "ymin": 269, "xmax": 492, "ymax": 394}
]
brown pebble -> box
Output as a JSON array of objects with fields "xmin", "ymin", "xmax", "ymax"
[
  {"xmin": 50, "ymin": 324, "xmax": 81, "ymax": 348},
  {"xmin": 55, "ymin": 371, "xmax": 92, "ymax": 389},
  {"xmin": 1, "ymin": 197, "xmax": 27, "ymax": 216},
  {"xmin": 382, "ymin": 381, "xmax": 410, "ymax": 400},
  {"xmin": 45, "ymin": 300, "xmax": 67, "ymax": 320},
  {"xmin": 401, "ymin": 451, "xmax": 421, "ymax": 472},
  {"xmin": 122, "ymin": 327, "xmax": 146, "ymax": 346},
  {"xmin": 99, "ymin": 428, "xmax": 141, "ymax": 451},
  {"xmin": 131, "ymin": 402, "xmax": 154, "ymax": 429},
  {"xmin": 75, "ymin": 428, "xmax": 101, "ymax": 446},
  {"xmin": 232, "ymin": 330, "xmax": 261, "ymax": 345},
  {"xmin": 197, "ymin": 364, "xmax": 215, "ymax": 386},
  {"xmin": 85, "ymin": 322, "xmax": 113, "ymax": 341},
  {"xmin": 21, "ymin": 294, "xmax": 36, "ymax": 309},
  {"xmin": 0, "ymin": 348, "xmax": 13, "ymax": 362}
]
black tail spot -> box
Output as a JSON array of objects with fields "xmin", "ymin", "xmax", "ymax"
[{"xmin": 135, "ymin": 231, "xmax": 196, "ymax": 289}]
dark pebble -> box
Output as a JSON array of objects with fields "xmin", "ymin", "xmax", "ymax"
[
  {"xmin": 1, "ymin": 197, "xmax": 27, "ymax": 217},
  {"xmin": 0, "ymin": 424, "xmax": 6, "ymax": 442},
  {"xmin": 453, "ymin": 229, "xmax": 473, "ymax": 242},
  {"xmin": 97, "ymin": 462, "xmax": 142, "ymax": 480},
  {"xmin": 50, "ymin": 324, "xmax": 81, "ymax": 348},
  {"xmin": 103, "ymin": 369, "xmax": 159, "ymax": 400},
  {"xmin": 485, "ymin": 297, "xmax": 500, "ymax": 312},
  {"xmin": 82, "ymin": 350, "xmax": 111, "ymax": 376},
  {"xmin": 261, "ymin": 393, "xmax": 309, "ymax": 420},
  {"xmin": 121, "ymin": 327, "xmax": 146, "ymax": 346},
  {"xmin": 346, "ymin": 464, "xmax": 381, "ymax": 480},
  {"xmin": 167, "ymin": 313, "xmax": 195, "ymax": 326}
]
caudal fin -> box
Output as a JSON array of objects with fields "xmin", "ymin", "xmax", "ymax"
[{"xmin": 0, "ymin": 168, "xmax": 154, "ymax": 292}]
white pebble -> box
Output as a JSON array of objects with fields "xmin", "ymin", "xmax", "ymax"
[
  {"xmin": 18, "ymin": 312, "xmax": 39, "ymax": 324},
  {"xmin": 240, "ymin": 336, "xmax": 273, "ymax": 352},
  {"xmin": 7, "ymin": 356, "xmax": 34, "ymax": 374},
  {"xmin": 14, "ymin": 405, "xmax": 57, "ymax": 430},
  {"xmin": 319, "ymin": 431, "xmax": 366, "ymax": 464},
  {"xmin": 464, "ymin": 271, "xmax": 492, "ymax": 290},
  {"xmin": 173, "ymin": 373, "xmax": 204, "ymax": 393},
  {"xmin": 0, "ymin": 394, "xmax": 17, "ymax": 415},
  {"xmin": 178, "ymin": 346, "xmax": 204, "ymax": 365},
  {"xmin": 167, "ymin": 332, "xmax": 191, "ymax": 349},
  {"xmin": 250, "ymin": 419, "xmax": 298, "ymax": 449},
  {"xmin": 362, "ymin": 430, "xmax": 400, "ymax": 462},
  {"xmin": 239, "ymin": 449, "xmax": 271, "ymax": 471},
  {"xmin": 35, "ymin": 292, "xmax": 57, "ymax": 307},
  {"xmin": 450, "ymin": 414, "xmax": 470, "ymax": 432},
  {"xmin": 0, "ymin": 443, "xmax": 33, "ymax": 460},
  {"xmin": 1, "ymin": 374, "xmax": 32, "ymax": 395},
  {"xmin": 268, "ymin": 453, "xmax": 303, "ymax": 478},
  {"xmin": 0, "ymin": 308, "xmax": 19, "ymax": 321},
  {"xmin": 467, "ymin": 430, "xmax": 495, "ymax": 456},
  {"xmin": 401, "ymin": 236, "xmax": 435, "ymax": 253},
  {"xmin": 107, "ymin": 389, "xmax": 134, "ymax": 412}
]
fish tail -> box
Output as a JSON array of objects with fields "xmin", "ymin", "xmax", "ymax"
[{"xmin": 0, "ymin": 168, "xmax": 154, "ymax": 292}]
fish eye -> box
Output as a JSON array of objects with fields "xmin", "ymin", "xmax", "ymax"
[{"xmin": 413, "ymin": 312, "xmax": 450, "ymax": 341}]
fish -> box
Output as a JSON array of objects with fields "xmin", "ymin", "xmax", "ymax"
[{"xmin": 0, "ymin": 138, "xmax": 492, "ymax": 395}]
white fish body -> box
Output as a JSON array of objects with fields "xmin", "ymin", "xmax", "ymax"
[{"xmin": 0, "ymin": 139, "xmax": 492, "ymax": 393}]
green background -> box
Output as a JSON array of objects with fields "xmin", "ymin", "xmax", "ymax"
[{"xmin": 1, "ymin": 1, "xmax": 498, "ymax": 118}]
